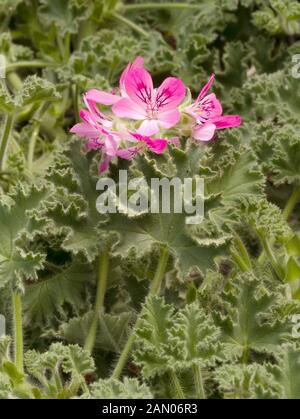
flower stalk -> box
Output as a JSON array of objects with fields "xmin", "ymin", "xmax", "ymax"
[
  {"xmin": 169, "ymin": 370, "xmax": 185, "ymax": 399},
  {"xmin": 112, "ymin": 246, "xmax": 169, "ymax": 379},
  {"xmin": 122, "ymin": 3, "xmax": 203, "ymax": 12},
  {"xmin": 12, "ymin": 291, "xmax": 24, "ymax": 373},
  {"xmin": 84, "ymin": 250, "xmax": 109, "ymax": 353},
  {"xmin": 0, "ymin": 113, "xmax": 14, "ymax": 172},
  {"xmin": 193, "ymin": 364, "xmax": 206, "ymax": 399}
]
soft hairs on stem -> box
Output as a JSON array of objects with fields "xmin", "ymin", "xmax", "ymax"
[{"xmin": 84, "ymin": 250, "xmax": 110, "ymax": 353}]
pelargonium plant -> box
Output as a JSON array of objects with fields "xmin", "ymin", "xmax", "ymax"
[
  {"xmin": 71, "ymin": 57, "xmax": 241, "ymax": 172},
  {"xmin": 1, "ymin": 0, "xmax": 300, "ymax": 401}
]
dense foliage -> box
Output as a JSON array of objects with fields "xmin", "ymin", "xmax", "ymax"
[{"xmin": 0, "ymin": 0, "xmax": 300, "ymax": 399}]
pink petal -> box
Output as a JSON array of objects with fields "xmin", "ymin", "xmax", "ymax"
[
  {"xmin": 104, "ymin": 136, "xmax": 119, "ymax": 157},
  {"xmin": 197, "ymin": 74, "xmax": 215, "ymax": 102},
  {"xmin": 169, "ymin": 137, "xmax": 180, "ymax": 147},
  {"xmin": 120, "ymin": 56, "xmax": 145, "ymax": 95},
  {"xmin": 193, "ymin": 123, "xmax": 216, "ymax": 141},
  {"xmin": 99, "ymin": 155, "xmax": 112, "ymax": 173},
  {"xmin": 130, "ymin": 132, "xmax": 168, "ymax": 154},
  {"xmin": 123, "ymin": 67, "xmax": 154, "ymax": 108},
  {"xmin": 117, "ymin": 147, "xmax": 139, "ymax": 160},
  {"xmin": 201, "ymin": 93, "xmax": 223, "ymax": 118},
  {"xmin": 112, "ymin": 97, "xmax": 146, "ymax": 120},
  {"xmin": 155, "ymin": 77, "xmax": 186, "ymax": 111},
  {"xmin": 137, "ymin": 119, "xmax": 160, "ymax": 136},
  {"xmin": 85, "ymin": 89, "xmax": 120, "ymax": 106},
  {"xmin": 86, "ymin": 139, "xmax": 104, "ymax": 151},
  {"xmin": 79, "ymin": 109, "xmax": 98, "ymax": 128},
  {"xmin": 158, "ymin": 109, "xmax": 181, "ymax": 129},
  {"xmin": 70, "ymin": 123, "xmax": 99, "ymax": 139},
  {"xmin": 211, "ymin": 115, "xmax": 241, "ymax": 129},
  {"xmin": 144, "ymin": 138, "xmax": 168, "ymax": 154}
]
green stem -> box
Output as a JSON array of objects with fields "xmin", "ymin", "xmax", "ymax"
[
  {"xmin": 283, "ymin": 185, "xmax": 300, "ymax": 220},
  {"xmin": 27, "ymin": 121, "xmax": 41, "ymax": 173},
  {"xmin": 112, "ymin": 246, "xmax": 169, "ymax": 379},
  {"xmin": 169, "ymin": 370, "xmax": 185, "ymax": 399},
  {"xmin": 259, "ymin": 185, "xmax": 300, "ymax": 264},
  {"xmin": 7, "ymin": 72, "xmax": 23, "ymax": 92},
  {"xmin": 84, "ymin": 250, "xmax": 109, "ymax": 353},
  {"xmin": 122, "ymin": 3, "xmax": 202, "ymax": 12},
  {"xmin": 231, "ymin": 235, "xmax": 252, "ymax": 272},
  {"xmin": 5, "ymin": 61, "xmax": 57, "ymax": 73},
  {"xmin": 0, "ymin": 114, "xmax": 14, "ymax": 172},
  {"xmin": 72, "ymin": 84, "xmax": 80, "ymax": 122},
  {"xmin": 149, "ymin": 246, "xmax": 169, "ymax": 295},
  {"xmin": 242, "ymin": 347, "xmax": 249, "ymax": 364},
  {"xmin": 193, "ymin": 364, "xmax": 205, "ymax": 399},
  {"xmin": 258, "ymin": 233, "xmax": 285, "ymax": 280},
  {"xmin": 12, "ymin": 292, "xmax": 24, "ymax": 373},
  {"xmin": 108, "ymin": 12, "xmax": 149, "ymax": 38},
  {"xmin": 27, "ymin": 103, "xmax": 50, "ymax": 172}
]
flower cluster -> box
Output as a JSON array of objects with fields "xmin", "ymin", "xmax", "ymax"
[{"xmin": 71, "ymin": 57, "xmax": 241, "ymax": 172}]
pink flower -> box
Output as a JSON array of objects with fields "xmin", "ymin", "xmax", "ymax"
[
  {"xmin": 71, "ymin": 108, "xmax": 133, "ymax": 172},
  {"xmin": 185, "ymin": 74, "xmax": 222, "ymax": 124},
  {"xmin": 82, "ymin": 57, "xmax": 145, "ymax": 107},
  {"xmin": 130, "ymin": 132, "xmax": 168, "ymax": 154},
  {"xmin": 70, "ymin": 97, "xmax": 169, "ymax": 173},
  {"xmin": 185, "ymin": 74, "xmax": 241, "ymax": 141},
  {"xmin": 112, "ymin": 67, "xmax": 186, "ymax": 136}
]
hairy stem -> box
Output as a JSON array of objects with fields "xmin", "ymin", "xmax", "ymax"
[
  {"xmin": 84, "ymin": 250, "xmax": 109, "ymax": 353},
  {"xmin": 283, "ymin": 185, "xmax": 300, "ymax": 221},
  {"xmin": 27, "ymin": 103, "xmax": 50, "ymax": 172},
  {"xmin": 259, "ymin": 185, "xmax": 300, "ymax": 264},
  {"xmin": 258, "ymin": 233, "xmax": 285, "ymax": 281},
  {"xmin": 122, "ymin": 3, "xmax": 202, "ymax": 12},
  {"xmin": 112, "ymin": 246, "xmax": 169, "ymax": 379},
  {"xmin": 242, "ymin": 347, "xmax": 249, "ymax": 364},
  {"xmin": 0, "ymin": 114, "xmax": 14, "ymax": 172},
  {"xmin": 231, "ymin": 235, "xmax": 252, "ymax": 273},
  {"xmin": 12, "ymin": 292, "xmax": 24, "ymax": 373},
  {"xmin": 169, "ymin": 370, "xmax": 185, "ymax": 399},
  {"xmin": 27, "ymin": 121, "xmax": 41, "ymax": 173},
  {"xmin": 193, "ymin": 364, "xmax": 206, "ymax": 399},
  {"xmin": 72, "ymin": 84, "xmax": 80, "ymax": 122},
  {"xmin": 6, "ymin": 61, "xmax": 57, "ymax": 73},
  {"xmin": 108, "ymin": 12, "xmax": 149, "ymax": 38}
]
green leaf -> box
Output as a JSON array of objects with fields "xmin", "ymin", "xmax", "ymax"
[
  {"xmin": 253, "ymin": 0, "xmax": 300, "ymax": 35},
  {"xmin": 214, "ymin": 271, "xmax": 292, "ymax": 359},
  {"xmin": 16, "ymin": 76, "xmax": 61, "ymax": 108},
  {"xmin": 45, "ymin": 141, "xmax": 112, "ymax": 262},
  {"xmin": 135, "ymin": 296, "xmax": 223, "ymax": 378},
  {"xmin": 0, "ymin": 372, "xmax": 12, "ymax": 399},
  {"xmin": 268, "ymin": 344, "xmax": 300, "ymax": 399},
  {"xmin": 62, "ymin": 344, "xmax": 95, "ymax": 381},
  {"xmin": 0, "ymin": 84, "xmax": 14, "ymax": 113},
  {"xmin": 38, "ymin": 0, "xmax": 93, "ymax": 35},
  {"xmin": 25, "ymin": 343, "xmax": 95, "ymax": 398},
  {"xmin": 0, "ymin": 183, "xmax": 48, "ymax": 289},
  {"xmin": 215, "ymin": 363, "xmax": 276, "ymax": 399},
  {"xmin": 0, "ymin": 336, "xmax": 10, "ymax": 364},
  {"xmin": 23, "ymin": 262, "xmax": 93, "ymax": 324},
  {"xmin": 88, "ymin": 378, "xmax": 153, "ymax": 399},
  {"xmin": 59, "ymin": 311, "xmax": 132, "ymax": 352},
  {"xmin": 242, "ymin": 196, "xmax": 291, "ymax": 241}
]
